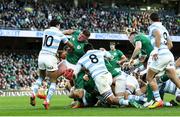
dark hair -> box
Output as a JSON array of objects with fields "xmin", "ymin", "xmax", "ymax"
[
  {"xmin": 129, "ymin": 31, "xmax": 138, "ymax": 36},
  {"xmin": 82, "ymin": 29, "xmax": 90, "ymax": 37},
  {"xmin": 49, "ymin": 19, "xmax": 61, "ymax": 27},
  {"xmin": 150, "ymin": 13, "xmax": 160, "ymax": 22},
  {"xmin": 84, "ymin": 43, "xmax": 93, "ymax": 52}
]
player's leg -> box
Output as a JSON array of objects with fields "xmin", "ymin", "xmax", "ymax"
[
  {"xmin": 30, "ymin": 54, "xmax": 46, "ymax": 106},
  {"xmin": 114, "ymin": 72, "xmax": 126, "ymax": 97},
  {"xmin": 43, "ymin": 55, "xmax": 60, "ymax": 109},
  {"xmin": 166, "ymin": 68, "xmax": 180, "ymax": 88},
  {"xmin": 165, "ymin": 54, "xmax": 180, "ymax": 88},
  {"xmin": 43, "ymin": 70, "xmax": 60, "ymax": 109},
  {"xmin": 147, "ymin": 54, "xmax": 173, "ymax": 109},
  {"xmin": 105, "ymin": 90, "xmax": 143, "ymax": 108},
  {"xmin": 30, "ymin": 69, "xmax": 46, "ymax": 106},
  {"xmin": 94, "ymin": 72, "xmax": 142, "ymax": 108}
]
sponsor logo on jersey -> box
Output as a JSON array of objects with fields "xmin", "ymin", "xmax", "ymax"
[{"xmin": 47, "ymin": 66, "xmax": 53, "ymax": 70}]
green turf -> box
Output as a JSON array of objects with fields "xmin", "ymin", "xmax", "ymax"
[{"xmin": 0, "ymin": 94, "xmax": 179, "ymax": 116}]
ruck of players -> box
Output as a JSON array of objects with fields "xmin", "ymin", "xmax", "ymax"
[{"xmin": 30, "ymin": 13, "xmax": 180, "ymax": 110}]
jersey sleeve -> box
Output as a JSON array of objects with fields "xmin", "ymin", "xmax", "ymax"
[
  {"xmin": 117, "ymin": 50, "xmax": 124, "ymax": 58},
  {"xmin": 104, "ymin": 50, "xmax": 114, "ymax": 60},
  {"xmin": 61, "ymin": 34, "xmax": 68, "ymax": 44},
  {"xmin": 57, "ymin": 31, "xmax": 69, "ymax": 44}
]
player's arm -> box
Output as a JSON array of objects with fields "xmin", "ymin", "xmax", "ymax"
[
  {"xmin": 176, "ymin": 57, "xmax": 180, "ymax": 67},
  {"xmin": 61, "ymin": 34, "xmax": 74, "ymax": 50},
  {"xmin": 152, "ymin": 29, "xmax": 161, "ymax": 60},
  {"xmin": 130, "ymin": 41, "xmax": 142, "ymax": 61},
  {"xmin": 153, "ymin": 29, "xmax": 161, "ymax": 49},
  {"xmin": 63, "ymin": 29, "xmax": 75, "ymax": 35},
  {"xmin": 66, "ymin": 41, "xmax": 74, "ymax": 50},
  {"xmin": 118, "ymin": 55, "xmax": 127, "ymax": 65},
  {"xmin": 166, "ymin": 37, "xmax": 173, "ymax": 50},
  {"xmin": 104, "ymin": 50, "xmax": 114, "ymax": 60},
  {"xmin": 116, "ymin": 50, "xmax": 127, "ymax": 65}
]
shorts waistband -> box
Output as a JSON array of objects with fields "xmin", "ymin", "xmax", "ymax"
[{"xmin": 40, "ymin": 50, "xmax": 56, "ymax": 56}]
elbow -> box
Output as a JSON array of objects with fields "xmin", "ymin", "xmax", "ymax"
[{"xmin": 168, "ymin": 42, "xmax": 173, "ymax": 50}]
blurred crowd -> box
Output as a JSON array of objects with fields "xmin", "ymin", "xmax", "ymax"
[
  {"xmin": 0, "ymin": 0, "xmax": 179, "ymax": 35},
  {"xmin": 0, "ymin": 50, "xmax": 69, "ymax": 90},
  {"xmin": 0, "ymin": 50, "xmax": 38, "ymax": 90}
]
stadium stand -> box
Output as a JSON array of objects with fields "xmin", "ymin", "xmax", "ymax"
[
  {"xmin": 0, "ymin": 50, "xmax": 38, "ymax": 90},
  {"xmin": 0, "ymin": 0, "xmax": 179, "ymax": 35}
]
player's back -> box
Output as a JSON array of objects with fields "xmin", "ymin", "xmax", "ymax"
[
  {"xmin": 134, "ymin": 34, "xmax": 153, "ymax": 57},
  {"xmin": 40, "ymin": 27, "xmax": 67, "ymax": 55},
  {"xmin": 78, "ymin": 50, "xmax": 109, "ymax": 79},
  {"xmin": 148, "ymin": 22, "xmax": 170, "ymax": 51}
]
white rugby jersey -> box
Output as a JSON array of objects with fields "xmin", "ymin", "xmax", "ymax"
[
  {"xmin": 148, "ymin": 22, "xmax": 170, "ymax": 51},
  {"xmin": 40, "ymin": 27, "xmax": 68, "ymax": 54},
  {"xmin": 75, "ymin": 50, "xmax": 113, "ymax": 79},
  {"xmin": 126, "ymin": 74, "xmax": 140, "ymax": 94}
]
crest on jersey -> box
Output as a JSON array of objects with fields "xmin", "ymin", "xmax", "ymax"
[
  {"xmin": 77, "ymin": 45, "xmax": 81, "ymax": 49},
  {"xmin": 114, "ymin": 53, "xmax": 117, "ymax": 56}
]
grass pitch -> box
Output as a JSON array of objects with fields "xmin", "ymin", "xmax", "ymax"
[{"xmin": 0, "ymin": 94, "xmax": 180, "ymax": 116}]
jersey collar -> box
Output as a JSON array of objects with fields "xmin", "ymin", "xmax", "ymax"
[
  {"xmin": 50, "ymin": 27, "xmax": 59, "ymax": 31},
  {"xmin": 151, "ymin": 22, "xmax": 162, "ymax": 27}
]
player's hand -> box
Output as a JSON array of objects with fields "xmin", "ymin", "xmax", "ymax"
[
  {"xmin": 122, "ymin": 62, "xmax": 129, "ymax": 70},
  {"xmin": 83, "ymin": 74, "xmax": 89, "ymax": 81},
  {"xmin": 151, "ymin": 48, "xmax": 158, "ymax": 61},
  {"xmin": 122, "ymin": 59, "xmax": 133, "ymax": 67},
  {"xmin": 67, "ymin": 47, "xmax": 74, "ymax": 53}
]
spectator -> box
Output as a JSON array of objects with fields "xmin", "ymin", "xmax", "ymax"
[{"xmin": 0, "ymin": 0, "xmax": 179, "ymax": 35}]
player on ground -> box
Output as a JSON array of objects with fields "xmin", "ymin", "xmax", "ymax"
[
  {"xmin": 30, "ymin": 19, "xmax": 73, "ymax": 109},
  {"xmin": 73, "ymin": 43, "xmax": 138, "ymax": 106},
  {"xmin": 146, "ymin": 13, "xmax": 180, "ymax": 109}
]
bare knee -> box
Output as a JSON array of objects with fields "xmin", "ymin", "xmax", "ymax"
[
  {"xmin": 146, "ymin": 68, "xmax": 156, "ymax": 82},
  {"xmin": 106, "ymin": 95, "xmax": 117, "ymax": 105}
]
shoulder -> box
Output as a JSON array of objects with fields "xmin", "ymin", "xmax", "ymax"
[
  {"xmin": 73, "ymin": 30, "xmax": 81, "ymax": 35},
  {"xmin": 117, "ymin": 49, "xmax": 123, "ymax": 54}
]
